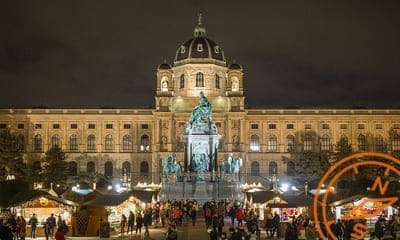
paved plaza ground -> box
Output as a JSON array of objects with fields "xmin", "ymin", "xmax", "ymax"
[{"xmin": 23, "ymin": 218, "xmax": 281, "ymax": 240}]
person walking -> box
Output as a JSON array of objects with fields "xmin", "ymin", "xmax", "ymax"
[
  {"xmin": 28, "ymin": 213, "xmax": 38, "ymax": 239},
  {"xmin": 272, "ymin": 212, "xmax": 280, "ymax": 238},
  {"xmin": 236, "ymin": 208, "xmax": 245, "ymax": 227}
]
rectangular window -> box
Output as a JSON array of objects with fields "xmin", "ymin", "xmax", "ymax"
[
  {"xmin": 123, "ymin": 124, "xmax": 131, "ymax": 129},
  {"xmin": 88, "ymin": 124, "xmax": 96, "ymax": 129},
  {"xmin": 358, "ymin": 124, "xmax": 365, "ymax": 129},
  {"xmin": 53, "ymin": 124, "xmax": 60, "ymax": 129},
  {"xmin": 251, "ymin": 124, "xmax": 259, "ymax": 129},
  {"xmin": 216, "ymin": 122, "xmax": 222, "ymax": 128},
  {"xmin": 305, "ymin": 124, "xmax": 311, "ymax": 130},
  {"xmin": 141, "ymin": 124, "xmax": 149, "ymax": 129},
  {"xmin": 0, "ymin": 124, "xmax": 6, "ymax": 129},
  {"xmin": 322, "ymin": 124, "xmax": 330, "ymax": 129},
  {"xmin": 106, "ymin": 124, "xmax": 113, "ymax": 129},
  {"xmin": 340, "ymin": 124, "xmax": 348, "ymax": 129},
  {"xmin": 269, "ymin": 124, "xmax": 276, "ymax": 129},
  {"xmin": 35, "ymin": 124, "xmax": 42, "ymax": 129},
  {"xmin": 287, "ymin": 124, "xmax": 294, "ymax": 129},
  {"xmin": 394, "ymin": 124, "xmax": 400, "ymax": 129},
  {"xmin": 70, "ymin": 124, "xmax": 78, "ymax": 129},
  {"xmin": 17, "ymin": 124, "xmax": 24, "ymax": 129},
  {"xmin": 375, "ymin": 124, "xmax": 383, "ymax": 129}
]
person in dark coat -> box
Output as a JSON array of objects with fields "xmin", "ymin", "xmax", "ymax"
[
  {"xmin": 127, "ymin": 211, "xmax": 135, "ymax": 234},
  {"xmin": 144, "ymin": 210, "xmax": 152, "ymax": 236},
  {"xmin": 374, "ymin": 217, "xmax": 384, "ymax": 240},
  {"xmin": 136, "ymin": 213, "xmax": 143, "ymax": 234},
  {"xmin": 285, "ymin": 221, "xmax": 299, "ymax": 240}
]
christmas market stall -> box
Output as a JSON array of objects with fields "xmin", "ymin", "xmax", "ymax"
[
  {"xmin": 12, "ymin": 193, "xmax": 78, "ymax": 237},
  {"xmin": 77, "ymin": 190, "xmax": 153, "ymax": 236}
]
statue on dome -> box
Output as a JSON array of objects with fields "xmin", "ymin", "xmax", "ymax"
[{"xmin": 189, "ymin": 91, "xmax": 212, "ymax": 126}]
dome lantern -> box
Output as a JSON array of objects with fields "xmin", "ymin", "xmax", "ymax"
[{"xmin": 194, "ymin": 13, "xmax": 206, "ymax": 37}]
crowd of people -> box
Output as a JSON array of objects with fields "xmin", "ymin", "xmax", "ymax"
[{"xmin": 0, "ymin": 213, "xmax": 69, "ymax": 240}]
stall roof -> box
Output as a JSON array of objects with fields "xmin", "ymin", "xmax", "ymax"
[
  {"xmin": 130, "ymin": 190, "xmax": 154, "ymax": 203},
  {"xmin": 11, "ymin": 192, "xmax": 78, "ymax": 207},
  {"xmin": 83, "ymin": 192, "xmax": 130, "ymax": 206}
]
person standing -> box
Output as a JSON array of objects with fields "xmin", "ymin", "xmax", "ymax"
[
  {"xmin": 160, "ymin": 206, "xmax": 167, "ymax": 227},
  {"xmin": 272, "ymin": 212, "xmax": 280, "ymax": 238},
  {"xmin": 229, "ymin": 207, "xmax": 236, "ymax": 226},
  {"xmin": 236, "ymin": 208, "xmax": 244, "ymax": 227},
  {"xmin": 18, "ymin": 216, "xmax": 27, "ymax": 240},
  {"xmin": 144, "ymin": 209, "xmax": 152, "ymax": 237},
  {"xmin": 44, "ymin": 221, "xmax": 52, "ymax": 240},
  {"xmin": 334, "ymin": 219, "xmax": 345, "ymax": 240},
  {"xmin": 120, "ymin": 214, "xmax": 127, "ymax": 235},
  {"xmin": 28, "ymin": 213, "xmax": 38, "ymax": 239},
  {"xmin": 190, "ymin": 205, "xmax": 197, "ymax": 226},
  {"xmin": 54, "ymin": 227, "xmax": 65, "ymax": 240},
  {"xmin": 47, "ymin": 213, "xmax": 56, "ymax": 238},
  {"xmin": 135, "ymin": 213, "xmax": 143, "ymax": 235},
  {"xmin": 127, "ymin": 211, "xmax": 135, "ymax": 234}
]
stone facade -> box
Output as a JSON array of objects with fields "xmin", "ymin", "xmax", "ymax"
[{"xmin": 1, "ymin": 19, "xmax": 400, "ymax": 185}]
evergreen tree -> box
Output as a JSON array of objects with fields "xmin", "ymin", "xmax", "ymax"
[
  {"xmin": 0, "ymin": 128, "xmax": 26, "ymax": 181},
  {"xmin": 334, "ymin": 136, "xmax": 354, "ymax": 162},
  {"xmin": 42, "ymin": 145, "xmax": 69, "ymax": 188},
  {"xmin": 294, "ymin": 151, "xmax": 331, "ymax": 182}
]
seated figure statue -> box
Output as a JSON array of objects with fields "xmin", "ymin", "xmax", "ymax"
[{"xmin": 189, "ymin": 91, "xmax": 212, "ymax": 126}]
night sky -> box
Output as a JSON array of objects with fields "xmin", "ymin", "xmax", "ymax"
[{"xmin": 1, "ymin": 1, "xmax": 400, "ymax": 109}]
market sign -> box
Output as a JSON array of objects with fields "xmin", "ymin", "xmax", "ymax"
[{"xmin": 313, "ymin": 152, "xmax": 400, "ymax": 240}]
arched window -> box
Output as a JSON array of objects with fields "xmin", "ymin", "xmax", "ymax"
[
  {"xmin": 267, "ymin": 135, "xmax": 278, "ymax": 152},
  {"xmin": 195, "ymin": 72, "xmax": 204, "ymax": 87},
  {"xmin": 87, "ymin": 161, "xmax": 95, "ymax": 173},
  {"xmin": 358, "ymin": 134, "xmax": 366, "ymax": 151},
  {"xmin": 104, "ymin": 161, "xmax": 113, "ymax": 177},
  {"xmin": 250, "ymin": 135, "xmax": 260, "ymax": 152},
  {"xmin": 140, "ymin": 161, "xmax": 149, "ymax": 176},
  {"xmin": 33, "ymin": 134, "xmax": 42, "ymax": 152},
  {"xmin": 161, "ymin": 79, "xmax": 168, "ymax": 91},
  {"xmin": 105, "ymin": 134, "xmax": 114, "ymax": 151},
  {"xmin": 215, "ymin": 74, "xmax": 220, "ymax": 89},
  {"xmin": 69, "ymin": 134, "xmax": 78, "ymax": 151},
  {"xmin": 375, "ymin": 135, "xmax": 384, "ymax": 152},
  {"xmin": 269, "ymin": 161, "xmax": 277, "ymax": 176},
  {"xmin": 250, "ymin": 161, "xmax": 260, "ymax": 176},
  {"xmin": 231, "ymin": 77, "xmax": 239, "ymax": 91},
  {"xmin": 122, "ymin": 161, "xmax": 131, "ymax": 176},
  {"xmin": 87, "ymin": 135, "xmax": 96, "ymax": 151},
  {"xmin": 287, "ymin": 161, "xmax": 295, "ymax": 176},
  {"xmin": 286, "ymin": 135, "xmax": 295, "ymax": 152},
  {"xmin": 51, "ymin": 134, "xmax": 61, "ymax": 148},
  {"xmin": 33, "ymin": 160, "xmax": 42, "ymax": 172},
  {"xmin": 392, "ymin": 134, "xmax": 400, "ymax": 152},
  {"xmin": 140, "ymin": 135, "xmax": 150, "ymax": 152},
  {"xmin": 122, "ymin": 135, "xmax": 132, "ymax": 151},
  {"xmin": 320, "ymin": 134, "xmax": 331, "ymax": 152},
  {"xmin": 340, "ymin": 135, "xmax": 349, "ymax": 143},
  {"xmin": 68, "ymin": 161, "xmax": 77, "ymax": 176},
  {"xmin": 17, "ymin": 134, "xmax": 24, "ymax": 151},
  {"xmin": 180, "ymin": 74, "xmax": 185, "ymax": 89},
  {"xmin": 303, "ymin": 134, "xmax": 313, "ymax": 151},
  {"xmin": 232, "ymin": 135, "xmax": 240, "ymax": 151}
]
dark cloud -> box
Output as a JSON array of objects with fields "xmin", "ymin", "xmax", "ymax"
[{"xmin": 1, "ymin": 0, "xmax": 399, "ymax": 108}]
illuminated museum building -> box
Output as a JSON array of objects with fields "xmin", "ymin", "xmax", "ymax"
[{"xmin": 1, "ymin": 21, "xmax": 400, "ymax": 183}]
